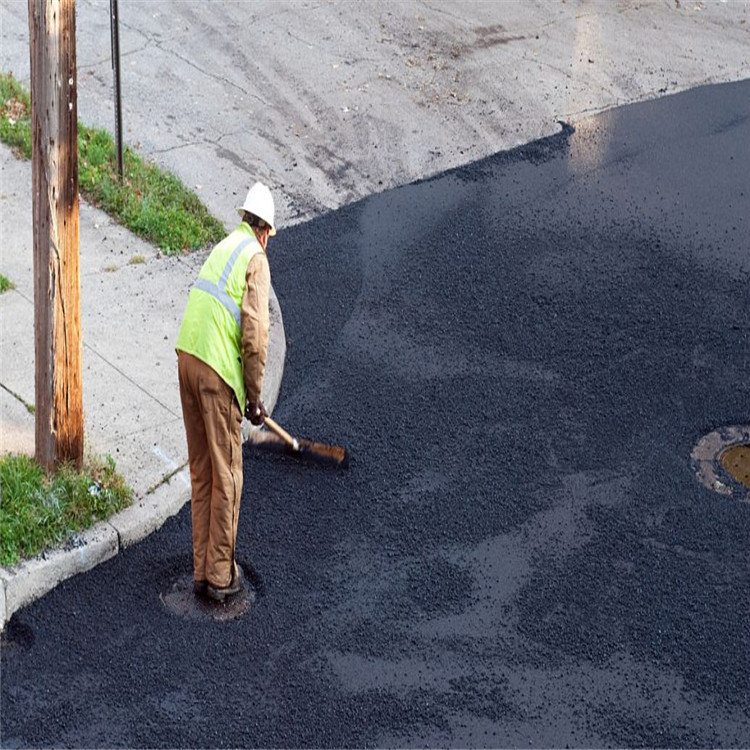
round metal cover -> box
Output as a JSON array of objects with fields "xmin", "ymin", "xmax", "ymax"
[
  {"xmin": 690, "ymin": 425, "xmax": 750, "ymax": 499},
  {"xmin": 720, "ymin": 444, "xmax": 750, "ymax": 490}
]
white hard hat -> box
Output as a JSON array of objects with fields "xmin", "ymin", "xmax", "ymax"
[{"xmin": 237, "ymin": 182, "xmax": 276, "ymax": 236}]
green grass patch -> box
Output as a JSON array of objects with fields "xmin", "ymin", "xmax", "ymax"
[
  {"xmin": 0, "ymin": 274, "xmax": 15, "ymax": 293},
  {"xmin": 0, "ymin": 452, "xmax": 132, "ymax": 567},
  {"xmin": 0, "ymin": 72, "xmax": 225, "ymax": 254}
]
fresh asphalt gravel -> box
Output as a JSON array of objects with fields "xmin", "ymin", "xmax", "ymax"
[{"xmin": 2, "ymin": 80, "xmax": 749, "ymax": 748}]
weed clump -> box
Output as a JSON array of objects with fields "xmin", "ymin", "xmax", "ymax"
[{"xmin": 0, "ymin": 453, "xmax": 132, "ymax": 567}]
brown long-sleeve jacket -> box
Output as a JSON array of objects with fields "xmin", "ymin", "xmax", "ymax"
[{"xmin": 240, "ymin": 251, "xmax": 270, "ymax": 410}]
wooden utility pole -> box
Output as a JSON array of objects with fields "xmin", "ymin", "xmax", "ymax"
[{"xmin": 28, "ymin": 0, "xmax": 83, "ymax": 471}]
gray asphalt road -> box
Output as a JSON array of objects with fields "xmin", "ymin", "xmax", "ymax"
[{"xmin": 2, "ymin": 80, "xmax": 749, "ymax": 748}]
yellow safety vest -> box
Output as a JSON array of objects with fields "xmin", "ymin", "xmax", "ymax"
[{"xmin": 176, "ymin": 223, "xmax": 264, "ymax": 408}]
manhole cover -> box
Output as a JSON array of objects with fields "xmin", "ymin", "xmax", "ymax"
[
  {"xmin": 161, "ymin": 571, "xmax": 256, "ymax": 622},
  {"xmin": 720, "ymin": 444, "xmax": 750, "ymax": 490},
  {"xmin": 691, "ymin": 425, "xmax": 750, "ymax": 500}
]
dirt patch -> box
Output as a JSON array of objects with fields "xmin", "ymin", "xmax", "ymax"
[{"xmin": 0, "ymin": 97, "xmax": 28, "ymax": 123}]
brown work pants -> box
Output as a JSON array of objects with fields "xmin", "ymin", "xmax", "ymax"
[{"xmin": 177, "ymin": 351, "xmax": 242, "ymax": 588}]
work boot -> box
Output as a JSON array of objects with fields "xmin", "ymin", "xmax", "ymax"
[
  {"xmin": 193, "ymin": 579, "xmax": 208, "ymax": 597},
  {"xmin": 206, "ymin": 563, "xmax": 244, "ymax": 603}
]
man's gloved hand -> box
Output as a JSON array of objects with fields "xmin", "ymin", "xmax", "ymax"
[{"xmin": 245, "ymin": 400, "xmax": 268, "ymax": 426}]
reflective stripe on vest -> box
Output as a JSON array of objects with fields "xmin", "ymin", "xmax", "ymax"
[{"xmin": 191, "ymin": 237, "xmax": 255, "ymax": 328}]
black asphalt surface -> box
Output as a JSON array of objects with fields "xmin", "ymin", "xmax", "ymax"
[{"xmin": 2, "ymin": 80, "xmax": 749, "ymax": 748}]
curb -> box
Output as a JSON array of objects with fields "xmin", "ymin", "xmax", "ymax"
[{"xmin": 0, "ymin": 287, "xmax": 286, "ymax": 631}]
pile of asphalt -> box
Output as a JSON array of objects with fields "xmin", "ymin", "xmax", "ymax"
[{"xmin": 2, "ymin": 80, "xmax": 749, "ymax": 748}]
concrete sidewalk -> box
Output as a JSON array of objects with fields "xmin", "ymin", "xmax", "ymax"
[
  {"xmin": 0, "ymin": 142, "xmax": 286, "ymax": 628},
  {"xmin": 1, "ymin": 1, "xmax": 747, "ymax": 229}
]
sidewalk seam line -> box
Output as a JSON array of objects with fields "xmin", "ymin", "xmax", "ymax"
[
  {"xmin": 83, "ymin": 342, "xmax": 180, "ymax": 418},
  {"xmin": 145, "ymin": 460, "xmax": 189, "ymax": 496},
  {"xmin": 0, "ymin": 381, "xmax": 35, "ymax": 413}
]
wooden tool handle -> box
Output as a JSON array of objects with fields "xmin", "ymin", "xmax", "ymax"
[{"xmin": 264, "ymin": 416, "xmax": 298, "ymax": 450}]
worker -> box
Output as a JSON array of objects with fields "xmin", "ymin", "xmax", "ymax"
[{"xmin": 175, "ymin": 182, "xmax": 275, "ymax": 602}]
